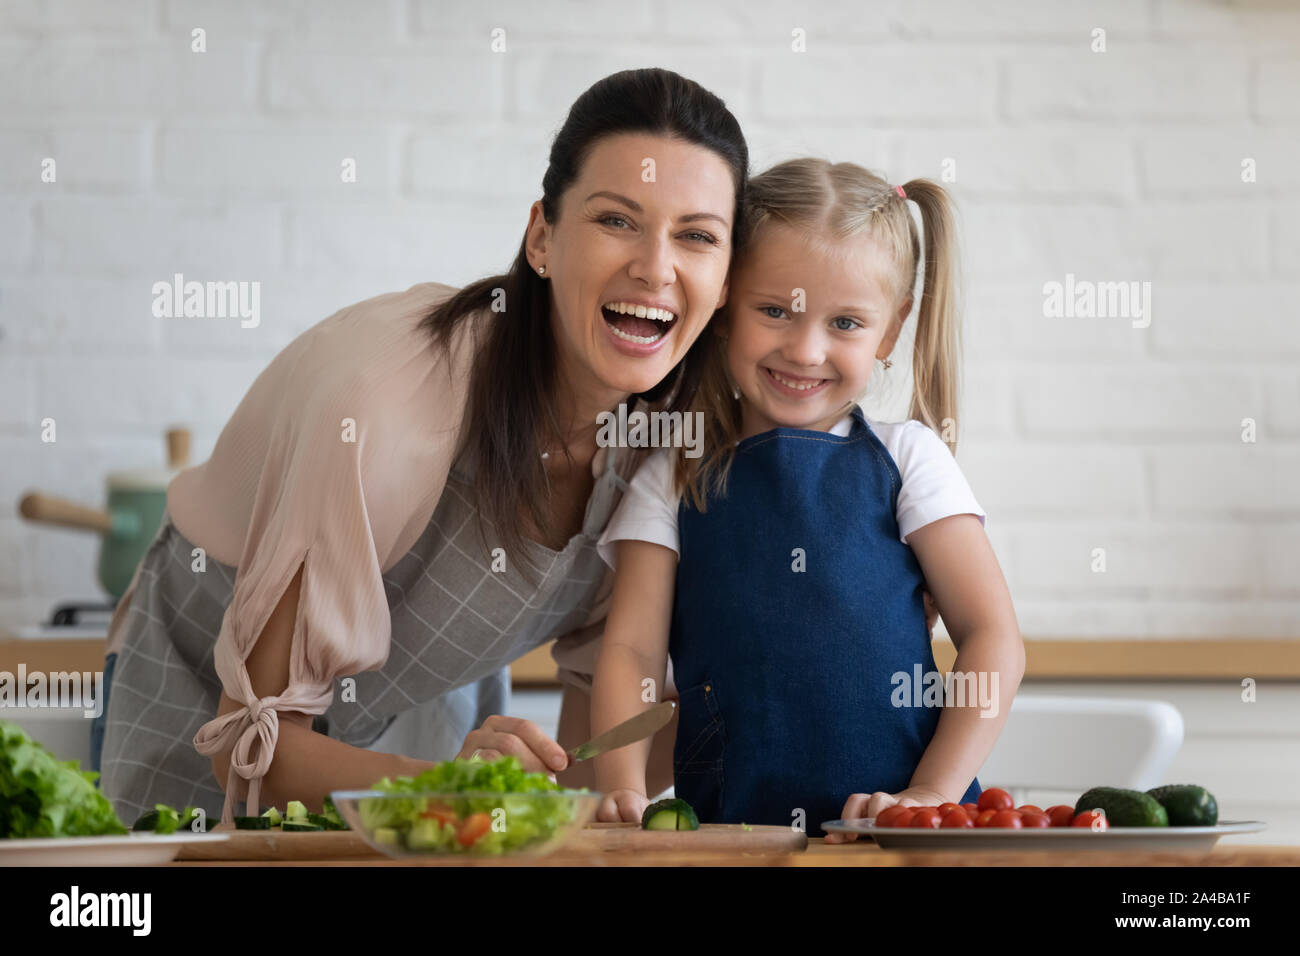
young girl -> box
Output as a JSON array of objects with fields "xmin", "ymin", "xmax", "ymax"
[{"xmin": 588, "ymin": 159, "xmax": 1024, "ymax": 838}]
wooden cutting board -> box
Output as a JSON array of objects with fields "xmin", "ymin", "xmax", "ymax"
[
  {"xmin": 175, "ymin": 824, "xmax": 382, "ymax": 861},
  {"xmin": 175, "ymin": 822, "xmax": 806, "ymax": 861},
  {"xmin": 565, "ymin": 822, "xmax": 806, "ymax": 854}
]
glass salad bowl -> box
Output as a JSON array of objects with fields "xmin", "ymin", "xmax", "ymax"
[{"xmin": 330, "ymin": 789, "xmax": 600, "ymax": 859}]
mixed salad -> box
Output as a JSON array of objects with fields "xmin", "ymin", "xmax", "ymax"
[{"xmin": 358, "ymin": 755, "xmax": 588, "ymax": 854}]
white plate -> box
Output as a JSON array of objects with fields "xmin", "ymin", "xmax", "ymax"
[
  {"xmin": 0, "ymin": 832, "xmax": 231, "ymax": 866},
  {"xmin": 820, "ymin": 818, "xmax": 1266, "ymax": 852}
]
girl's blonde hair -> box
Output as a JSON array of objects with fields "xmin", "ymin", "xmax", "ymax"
[{"xmin": 675, "ymin": 158, "xmax": 963, "ymax": 512}]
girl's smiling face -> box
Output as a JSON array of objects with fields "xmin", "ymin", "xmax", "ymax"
[{"xmin": 726, "ymin": 222, "xmax": 912, "ymax": 440}]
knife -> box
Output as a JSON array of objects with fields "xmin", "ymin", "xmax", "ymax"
[{"xmin": 564, "ymin": 699, "xmax": 676, "ymax": 767}]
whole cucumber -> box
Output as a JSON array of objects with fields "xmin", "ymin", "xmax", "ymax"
[
  {"xmin": 1074, "ymin": 787, "xmax": 1169, "ymax": 827},
  {"xmin": 1146, "ymin": 784, "xmax": 1218, "ymax": 826}
]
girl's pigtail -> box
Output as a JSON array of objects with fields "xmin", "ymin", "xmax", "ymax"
[{"xmin": 900, "ymin": 179, "xmax": 963, "ymax": 456}]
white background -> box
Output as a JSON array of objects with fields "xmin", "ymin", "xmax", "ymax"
[{"xmin": 1, "ymin": 0, "xmax": 1297, "ymax": 644}]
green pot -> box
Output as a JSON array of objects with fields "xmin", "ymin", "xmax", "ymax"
[{"xmin": 20, "ymin": 473, "xmax": 177, "ymax": 600}]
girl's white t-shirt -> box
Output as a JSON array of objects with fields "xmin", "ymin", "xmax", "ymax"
[{"xmin": 596, "ymin": 408, "xmax": 987, "ymax": 571}]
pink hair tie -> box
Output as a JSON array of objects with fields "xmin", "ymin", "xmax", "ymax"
[{"xmin": 894, "ymin": 184, "xmax": 907, "ymax": 199}]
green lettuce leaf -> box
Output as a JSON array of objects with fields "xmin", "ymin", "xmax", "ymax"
[{"xmin": 0, "ymin": 720, "xmax": 128, "ymax": 838}]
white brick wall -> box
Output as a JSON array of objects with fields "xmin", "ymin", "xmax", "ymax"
[{"xmin": 1, "ymin": 0, "xmax": 1298, "ymax": 650}]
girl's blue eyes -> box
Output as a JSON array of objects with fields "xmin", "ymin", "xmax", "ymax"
[
  {"xmin": 598, "ymin": 215, "xmax": 719, "ymax": 246},
  {"xmin": 759, "ymin": 305, "xmax": 862, "ymax": 331}
]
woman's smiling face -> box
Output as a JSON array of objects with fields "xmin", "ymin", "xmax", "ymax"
[
  {"xmin": 526, "ymin": 132, "xmax": 736, "ymax": 409},
  {"xmin": 726, "ymin": 221, "xmax": 912, "ymax": 439}
]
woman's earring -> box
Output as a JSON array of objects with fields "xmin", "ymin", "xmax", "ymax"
[
  {"xmin": 882, "ymin": 358, "xmax": 893, "ymax": 369},
  {"xmin": 537, "ymin": 266, "xmax": 546, "ymax": 276}
]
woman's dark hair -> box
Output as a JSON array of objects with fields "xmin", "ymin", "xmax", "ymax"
[{"xmin": 419, "ymin": 68, "xmax": 749, "ymax": 588}]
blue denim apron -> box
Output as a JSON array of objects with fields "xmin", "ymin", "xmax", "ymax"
[{"xmin": 669, "ymin": 405, "xmax": 981, "ymax": 833}]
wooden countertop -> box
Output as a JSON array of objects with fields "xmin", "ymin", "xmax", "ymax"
[
  {"xmin": 3, "ymin": 636, "xmax": 1297, "ymax": 686},
  {"xmin": 167, "ymin": 839, "xmax": 1299, "ymax": 867},
  {"xmin": 511, "ymin": 637, "xmax": 1300, "ymax": 684}
]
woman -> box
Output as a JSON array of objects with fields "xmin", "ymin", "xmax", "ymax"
[{"xmin": 94, "ymin": 67, "xmax": 749, "ymax": 826}]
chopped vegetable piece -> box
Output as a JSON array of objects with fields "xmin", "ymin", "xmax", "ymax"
[
  {"xmin": 641, "ymin": 797, "xmax": 699, "ymax": 831},
  {"xmin": 306, "ymin": 812, "xmax": 345, "ymax": 831},
  {"xmin": 133, "ymin": 803, "xmax": 199, "ymax": 834},
  {"xmin": 320, "ymin": 794, "xmax": 348, "ymax": 829},
  {"xmin": 150, "ymin": 804, "xmax": 183, "ymax": 835}
]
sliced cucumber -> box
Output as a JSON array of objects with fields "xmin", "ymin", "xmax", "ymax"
[
  {"xmin": 307, "ymin": 812, "xmax": 345, "ymax": 831},
  {"xmin": 234, "ymin": 816, "xmax": 273, "ymax": 830},
  {"xmin": 261, "ymin": 806, "xmax": 283, "ymax": 827},
  {"xmin": 641, "ymin": 797, "xmax": 700, "ymax": 831},
  {"xmin": 320, "ymin": 795, "xmax": 349, "ymax": 830},
  {"xmin": 405, "ymin": 818, "xmax": 444, "ymax": 850},
  {"xmin": 285, "ymin": 800, "xmax": 309, "ymax": 822},
  {"xmin": 282, "ymin": 820, "xmax": 324, "ymax": 832}
]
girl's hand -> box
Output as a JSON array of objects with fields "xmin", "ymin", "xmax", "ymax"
[
  {"xmin": 824, "ymin": 786, "xmax": 951, "ymax": 844},
  {"xmin": 597, "ymin": 788, "xmax": 650, "ymax": 824},
  {"xmin": 457, "ymin": 715, "xmax": 572, "ymax": 777},
  {"xmin": 922, "ymin": 587, "xmax": 940, "ymax": 634}
]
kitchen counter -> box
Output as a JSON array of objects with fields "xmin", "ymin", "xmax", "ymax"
[{"xmin": 165, "ymin": 840, "xmax": 1299, "ymax": 867}]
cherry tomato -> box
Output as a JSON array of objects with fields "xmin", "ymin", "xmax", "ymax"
[
  {"xmin": 974, "ymin": 809, "xmax": 998, "ymax": 827},
  {"xmin": 940, "ymin": 807, "xmax": 973, "ymax": 828},
  {"xmin": 455, "ymin": 811, "xmax": 492, "ymax": 846},
  {"xmin": 1045, "ymin": 805, "xmax": 1076, "ymax": 828},
  {"xmin": 892, "ymin": 808, "xmax": 918, "ymax": 828},
  {"xmin": 937, "ymin": 803, "xmax": 964, "ymax": 818},
  {"xmin": 910, "ymin": 808, "xmax": 943, "ymax": 828},
  {"xmin": 961, "ymin": 802, "xmax": 979, "ymax": 815},
  {"xmin": 1019, "ymin": 811, "xmax": 1051, "ymax": 828},
  {"xmin": 875, "ymin": 806, "xmax": 909, "ymax": 828},
  {"xmin": 1015, "ymin": 804, "xmax": 1044, "ymax": 815},
  {"xmin": 991, "ymin": 809, "xmax": 1023, "ymax": 828},
  {"xmin": 1072, "ymin": 810, "xmax": 1108, "ymax": 830},
  {"xmin": 977, "ymin": 788, "xmax": 1015, "ymax": 812}
]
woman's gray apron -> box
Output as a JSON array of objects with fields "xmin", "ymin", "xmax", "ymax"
[{"xmin": 99, "ymin": 433, "xmax": 635, "ymax": 824}]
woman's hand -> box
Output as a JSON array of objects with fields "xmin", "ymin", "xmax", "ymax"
[
  {"xmin": 824, "ymin": 785, "xmax": 951, "ymax": 844},
  {"xmin": 457, "ymin": 715, "xmax": 571, "ymax": 776},
  {"xmin": 597, "ymin": 788, "xmax": 650, "ymax": 824}
]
